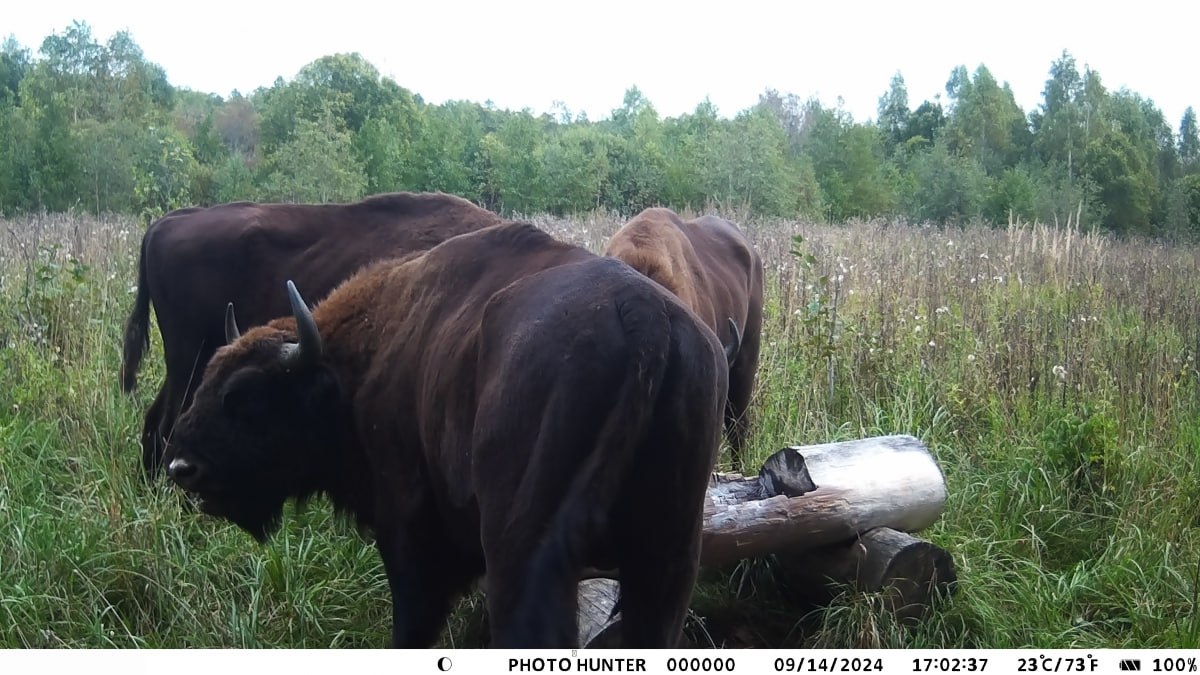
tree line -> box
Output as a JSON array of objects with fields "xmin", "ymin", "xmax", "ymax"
[{"xmin": 2, "ymin": 21, "xmax": 1199, "ymax": 235}]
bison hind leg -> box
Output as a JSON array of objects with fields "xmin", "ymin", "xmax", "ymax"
[
  {"xmin": 488, "ymin": 529, "xmax": 584, "ymax": 648},
  {"xmin": 614, "ymin": 521, "xmax": 703, "ymax": 648}
]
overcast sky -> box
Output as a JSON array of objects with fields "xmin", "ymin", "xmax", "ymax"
[{"xmin": 7, "ymin": 0, "xmax": 1197, "ymax": 129}]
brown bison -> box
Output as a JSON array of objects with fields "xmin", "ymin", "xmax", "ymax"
[
  {"xmin": 121, "ymin": 192, "xmax": 506, "ymax": 478},
  {"xmin": 163, "ymin": 222, "xmax": 728, "ymax": 648},
  {"xmin": 604, "ymin": 207, "xmax": 763, "ymax": 469}
]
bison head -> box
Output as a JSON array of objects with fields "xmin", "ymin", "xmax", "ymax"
[{"xmin": 164, "ymin": 281, "xmax": 343, "ymax": 542}]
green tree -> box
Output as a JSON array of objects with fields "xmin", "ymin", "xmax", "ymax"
[
  {"xmin": 900, "ymin": 139, "xmax": 988, "ymax": 224},
  {"xmin": 18, "ymin": 84, "xmax": 80, "ymax": 211},
  {"xmin": 356, "ymin": 115, "xmax": 412, "ymax": 194},
  {"xmin": 603, "ymin": 90, "xmax": 667, "ymax": 213},
  {"xmin": 542, "ymin": 124, "xmax": 611, "ymax": 213},
  {"xmin": 0, "ymin": 99, "xmax": 35, "ymax": 213},
  {"xmin": 131, "ymin": 124, "xmax": 199, "ymax": 221},
  {"xmin": 720, "ymin": 107, "xmax": 802, "ymax": 215},
  {"xmin": 33, "ymin": 22, "xmax": 172, "ymax": 124},
  {"xmin": 409, "ymin": 100, "xmax": 486, "ymax": 200},
  {"xmin": 943, "ymin": 64, "xmax": 1030, "ymax": 173},
  {"xmin": 1083, "ymin": 127, "xmax": 1153, "ymax": 233},
  {"xmin": 216, "ymin": 91, "xmax": 257, "ymax": 157},
  {"xmin": 353, "ymin": 92, "xmax": 423, "ymax": 193},
  {"xmin": 755, "ymin": 88, "xmax": 806, "ymax": 157},
  {"xmin": 902, "ymin": 100, "xmax": 945, "ymax": 151},
  {"xmin": 661, "ymin": 98, "xmax": 724, "ymax": 209},
  {"xmin": 75, "ymin": 118, "xmax": 139, "ymax": 214},
  {"xmin": 0, "ymin": 36, "xmax": 31, "ymax": 103},
  {"xmin": 257, "ymin": 53, "xmax": 412, "ymax": 155},
  {"xmin": 489, "ymin": 110, "xmax": 547, "ymax": 214},
  {"xmin": 1166, "ymin": 174, "xmax": 1200, "ymax": 234},
  {"xmin": 877, "ymin": 72, "xmax": 910, "ymax": 154},
  {"xmin": 212, "ymin": 155, "xmax": 255, "ymax": 203},
  {"xmin": 986, "ymin": 166, "xmax": 1038, "ymax": 223},
  {"xmin": 1031, "ymin": 50, "xmax": 1083, "ymax": 176},
  {"xmin": 1180, "ymin": 107, "xmax": 1199, "ymax": 170},
  {"xmin": 802, "ymin": 101, "xmax": 894, "ymax": 220},
  {"xmin": 261, "ymin": 105, "xmax": 367, "ymax": 203}
]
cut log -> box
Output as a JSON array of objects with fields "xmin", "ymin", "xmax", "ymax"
[
  {"xmin": 577, "ymin": 579, "xmax": 622, "ymax": 648},
  {"xmin": 701, "ymin": 434, "xmax": 947, "ymax": 566},
  {"xmin": 776, "ymin": 527, "xmax": 957, "ymax": 623},
  {"xmin": 577, "ymin": 528, "xmax": 956, "ymax": 646},
  {"xmin": 572, "ymin": 435, "xmax": 951, "ymax": 646}
]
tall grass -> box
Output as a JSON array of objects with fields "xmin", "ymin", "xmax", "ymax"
[{"xmin": 1, "ymin": 211, "xmax": 1196, "ymax": 647}]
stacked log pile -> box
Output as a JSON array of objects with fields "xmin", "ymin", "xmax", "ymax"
[{"xmin": 579, "ymin": 435, "xmax": 957, "ymax": 647}]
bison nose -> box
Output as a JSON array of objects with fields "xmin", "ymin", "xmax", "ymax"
[{"xmin": 167, "ymin": 457, "xmax": 198, "ymax": 482}]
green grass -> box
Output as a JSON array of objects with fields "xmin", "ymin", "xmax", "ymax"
[{"xmin": 1, "ymin": 211, "xmax": 1198, "ymax": 648}]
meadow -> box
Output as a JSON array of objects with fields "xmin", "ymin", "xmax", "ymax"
[{"xmin": 0, "ymin": 210, "xmax": 1197, "ymax": 648}]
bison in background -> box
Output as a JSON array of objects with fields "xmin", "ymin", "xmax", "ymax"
[
  {"xmin": 163, "ymin": 222, "xmax": 728, "ymax": 648},
  {"xmin": 604, "ymin": 207, "xmax": 764, "ymax": 469},
  {"xmin": 121, "ymin": 192, "xmax": 507, "ymax": 478}
]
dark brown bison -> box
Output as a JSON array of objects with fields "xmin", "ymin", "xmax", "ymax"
[
  {"xmin": 121, "ymin": 192, "xmax": 506, "ymax": 478},
  {"xmin": 604, "ymin": 207, "xmax": 763, "ymax": 469},
  {"xmin": 162, "ymin": 222, "xmax": 728, "ymax": 648}
]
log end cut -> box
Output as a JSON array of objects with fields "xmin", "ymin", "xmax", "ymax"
[{"xmin": 777, "ymin": 527, "xmax": 957, "ymax": 624}]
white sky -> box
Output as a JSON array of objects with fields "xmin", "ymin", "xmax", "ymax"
[{"xmin": 6, "ymin": 0, "xmax": 1197, "ymax": 129}]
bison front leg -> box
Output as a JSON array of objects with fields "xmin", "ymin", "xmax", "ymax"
[
  {"xmin": 376, "ymin": 523, "xmax": 478, "ymax": 648},
  {"xmin": 140, "ymin": 385, "xmax": 168, "ymax": 479}
]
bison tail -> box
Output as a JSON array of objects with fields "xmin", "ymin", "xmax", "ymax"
[
  {"xmin": 508, "ymin": 296, "xmax": 672, "ymax": 644},
  {"xmin": 119, "ymin": 229, "xmax": 153, "ymax": 394}
]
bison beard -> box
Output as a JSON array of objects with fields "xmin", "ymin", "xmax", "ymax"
[
  {"xmin": 164, "ymin": 223, "xmax": 728, "ymax": 648},
  {"xmin": 121, "ymin": 191, "xmax": 507, "ymax": 480}
]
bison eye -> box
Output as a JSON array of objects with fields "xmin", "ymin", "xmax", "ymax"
[{"xmin": 220, "ymin": 369, "xmax": 271, "ymax": 421}]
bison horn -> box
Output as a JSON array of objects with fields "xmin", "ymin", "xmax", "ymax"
[
  {"xmin": 283, "ymin": 280, "xmax": 323, "ymax": 366},
  {"xmin": 224, "ymin": 303, "xmax": 241, "ymax": 344},
  {"xmin": 725, "ymin": 317, "xmax": 742, "ymax": 367}
]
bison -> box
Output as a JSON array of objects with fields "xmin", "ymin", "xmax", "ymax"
[
  {"xmin": 604, "ymin": 207, "xmax": 764, "ymax": 469},
  {"xmin": 121, "ymin": 191, "xmax": 506, "ymax": 478},
  {"xmin": 163, "ymin": 222, "xmax": 729, "ymax": 648}
]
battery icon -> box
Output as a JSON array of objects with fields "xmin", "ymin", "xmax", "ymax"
[{"xmin": 1119, "ymin": 660, "xmax": 1142, "ymax": 671}]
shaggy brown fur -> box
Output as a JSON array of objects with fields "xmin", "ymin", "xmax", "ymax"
[
  {"xmin": 121, "ymin": 191, "xmax": 507, "ymax": 478},
  {"xmin": 164, "ymin": 222, "xmax": 728, "ymax": 648},
  {"xmin": 604, "ymin": 207, "xmax": 764, "ymax": 468}
]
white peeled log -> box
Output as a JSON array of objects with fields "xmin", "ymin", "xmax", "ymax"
[{"xmin": 700, "ymin": 434, "xmax": 948, "ymax": 566}]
